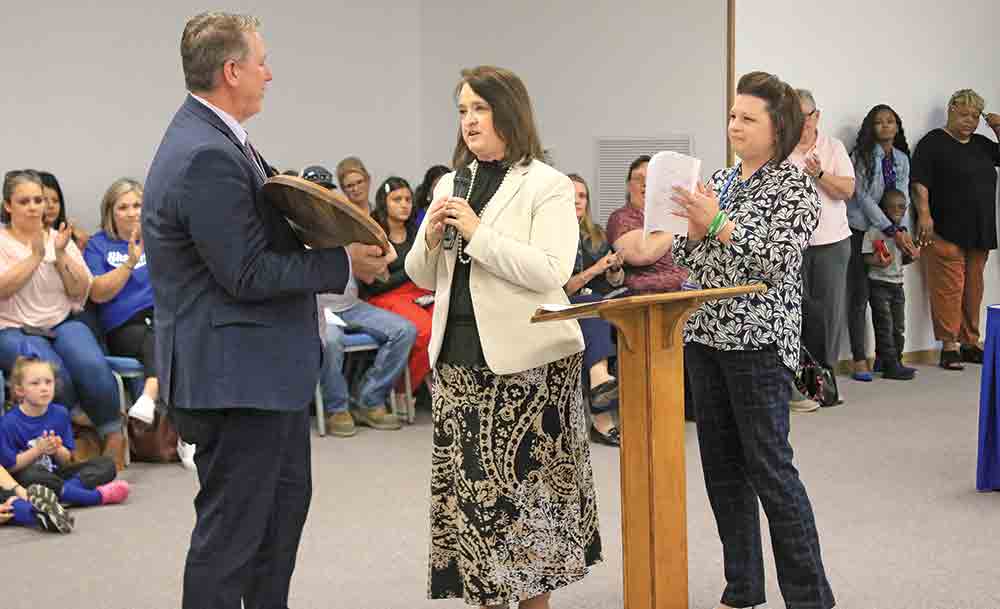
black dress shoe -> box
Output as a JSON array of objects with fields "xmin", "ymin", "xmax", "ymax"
[
  {"xmin": 961, "ymin": 344, "xmax": 985, "ymax": 364},
  {"xmin": 590, "ymin": 425, "xmax": 621, "ymax": 447},
  {"xmin": 589, "ymin": 379, "xmax": 619, "ymax": 411},
  {"xmin": 939, "ymin": 349, "xmax": 965, "ymax": 371}
]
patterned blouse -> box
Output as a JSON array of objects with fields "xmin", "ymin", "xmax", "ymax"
[{"xmin": 672, "ymin": 160, "xmax": 820, "ymax": 372}]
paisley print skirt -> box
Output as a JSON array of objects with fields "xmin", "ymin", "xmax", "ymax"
[{"xmin": 427, "ymin": 353, "xmax": 602, "ymax": 605}]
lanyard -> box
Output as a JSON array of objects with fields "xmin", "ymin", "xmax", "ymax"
[{"xmin": 717, "ymin": 163, "xmax": 766, "ymax": 210}]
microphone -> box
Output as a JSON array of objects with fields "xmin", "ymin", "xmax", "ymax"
[{"xmin": 443, "ymin": 167, "xmax": 472, "ymax": 250}]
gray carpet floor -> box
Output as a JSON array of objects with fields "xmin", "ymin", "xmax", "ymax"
[{"xmin": 3, "ymin": 364, "xmax": 995, "ymax": 609}]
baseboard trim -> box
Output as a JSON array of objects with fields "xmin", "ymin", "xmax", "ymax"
[{"xmin": 835, "ymin": 349, "xmax": 941, "ymax": 375}]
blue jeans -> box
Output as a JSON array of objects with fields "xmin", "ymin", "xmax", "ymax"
[
  {"xmin": 320, "ymin": 301, "xmax": 416, "ymax": 413},
  {"xmin": 0, "ymin": 320, "xmax": 121, "ymax": 436}
]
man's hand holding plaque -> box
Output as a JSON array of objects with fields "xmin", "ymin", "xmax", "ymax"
[
  {"xmin": 262, "ymin": 175, "xmax": 395, "ymax": 281},
  {"xmin": 347, "ymin": 242, "xmax": 396, "ymax": 284}
]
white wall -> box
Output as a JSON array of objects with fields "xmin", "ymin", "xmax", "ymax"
[
  {"xmin": 419, "ymin": 1, "xmax": 728, "ymax": 211},
  {"xmin": 0, "ymin": 1, "xmax": 421, "ymax": 228},
  {"xmin": 737, "ymin": 0, "xmax": 1000, "ymax": 355}
]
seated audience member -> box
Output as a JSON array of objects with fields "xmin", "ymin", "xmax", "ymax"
[
  {"xmin": 566, "ymin": 173, "xmax": 624, "ymax": 446},
  {"xmin": 606, "ymin": 155, "xmax": 688, "ymax": 294},
  {"xmin": 0, "ymin": 170, "xmax": 125, "ymax": 469},
  {"xmin": 911, "ymin": 89, "xmax": 1000, "ymax": 370},
  {"xmin": 0, "ymin": 465, "xmax": 73, "ymax": 533},
  {"xmin": 862, "ymin": 189, "xmax": 919, "ymax": 380},
  {"xmin": 336, "ymin": 156, "xmax": 374, "ymax": 211},
  {"xmin": 412, "ymin": 164, "xmax": 450, "ymax": 226},
  {"xmin": 364, "ymin": 177, "xmax": 433, "ymax": 398},
  {"xmin": 37, "ymin": 171, "xmax": 90, "ymax": 251},
  {"xmin": 846, "ymin": 104, "xmax": 915, "ymax": 381},
  {"xmin": 304, "ymin": 165, "xmax": 416, "ymax": 438},
  {"xmin": 83, "ymin": 178, "xmax": 194, "ymax": 468},
  {"xmin": 0, "ymin": 357, "xmax": 129, "ymax": 508}
]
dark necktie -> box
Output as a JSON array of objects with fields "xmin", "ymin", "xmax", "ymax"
[{"xmin": 243, "ymin": 137, "xmax": 267, "ymax": 180}]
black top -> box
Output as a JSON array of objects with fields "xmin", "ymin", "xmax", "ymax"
[
  {"xmin": 361, "ymin": 223, "xmax": 417, "ymax": 298},
  {"xmin": 575, "ymin": 235, "xmax": 615, "ymax": 295},
  {"xmin": 439, "ymin": 160, "xmax": 508, "ymax": 366},
  {"xmin": 910, "ymin": 128, "xmax": 1000, "ymax": 250}
]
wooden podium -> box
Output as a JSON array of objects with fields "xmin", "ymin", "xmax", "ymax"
[{"xmin": 532, "ymin": 284, "xmax": 765, "ymax": 609}]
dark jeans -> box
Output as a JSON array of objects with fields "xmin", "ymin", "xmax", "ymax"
[
  {"xmin": 846, "ymin": 229, "xmax": 870, "ymax": 361},
  {"xmin": 869, "ymin": 280, "xmax": 905, "ymax": 362},
  {"xmin": 571, "ymin": 293, "xmax": 617, "ymax": 415},
  {"xmin": 685, "ymin": 343, "xmax": 834, "ymax": 609},
  {"xmin": 175, "ymin": 406, "xmax": 311, "ymax": 609},
  {"xmin": 802, "ymin": 237, "xmax": 851, "ymax": 370},
  {"xmin": 13, "ymin": 457, "xmax": 116, "ymax": 495},
  {"xmin": 107, "ymin": 308, "xmax": 157, "ymax": 379}
]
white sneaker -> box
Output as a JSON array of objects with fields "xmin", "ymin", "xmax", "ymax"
[
  {"xmin": 128, "ymin": 394, "xmax": 156, "ymax": 424},
  {"xmin": 177, "ymin": 439, "xmax": 197, "ymax": 471},
  {"xmin": 789, "ymin": 397, "xmax": 820, "ymax": 413}
]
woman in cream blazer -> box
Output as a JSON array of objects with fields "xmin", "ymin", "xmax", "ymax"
[{"xmin": 406, "ymin": 66, "xmax": 600, "ymax": 609}]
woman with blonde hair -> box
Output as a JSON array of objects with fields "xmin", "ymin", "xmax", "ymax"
[
  {"xmin": 565, "ymin": 173, "xmax": 623, "ymax": 445},
  {"xmin": 83, "ymin": 179, "xmax": 163, "ymax": 434},
  {"xmin": 911, "ymin": 88, "xmax": 1000, "ymax": 369}
]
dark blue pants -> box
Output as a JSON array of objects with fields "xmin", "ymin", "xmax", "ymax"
[
  {"xmin": 571, "ymin": 293, "xmax": 616, "ymax": 414},
  {"xmin": 175, "ymin": 406, "xmax": 312, "ymax": 609},
  {"xmin": 685, "ymin": 343, "xmax": 834, "ymax": 609}
]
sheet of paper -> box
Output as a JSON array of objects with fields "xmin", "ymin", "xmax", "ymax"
[
  {"xmin": 643, "ymin": 150, "xmax": 701, "ymax": 236},
  {"xmin": 324, "ymin": 308, "xmax": 347, "ymax": 327},
  {"xmin": 538, "ymin": 302, "xmax": 596, "ymax": 313}
]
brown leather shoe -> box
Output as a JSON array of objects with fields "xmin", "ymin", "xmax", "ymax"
[
  {"xmin": 71, "ymin": 427, "xmax": 102, "ymax": 464},
  {"xmin": 102, "ymin": 431, "xmax": 127, "ymax": 471},
  {"xmin": 324, "ymin": 411, "xmax": 357, "ymax": 437}
]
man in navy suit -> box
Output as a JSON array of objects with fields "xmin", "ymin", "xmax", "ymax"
[{"xmin": 142, "ymin": 12, "xmax": 393, "ymax": 609}]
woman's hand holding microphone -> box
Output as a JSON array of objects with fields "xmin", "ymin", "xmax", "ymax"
[{"xmin": 424, "ymin": 195, "xmax": 480, "ymax": 250}]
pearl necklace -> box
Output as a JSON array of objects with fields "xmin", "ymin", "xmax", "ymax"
[{"xmin": 456, "ymin": 159, "xmax": 512, "ymax": 264}]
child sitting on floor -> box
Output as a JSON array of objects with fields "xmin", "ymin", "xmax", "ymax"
[
  {"xmin": 0, "ymin": 356, "xmax": 129, "ymax": 507},
  {"xmin": 0, "ymin": 462, "xmax": 73, "ymax": 533}
]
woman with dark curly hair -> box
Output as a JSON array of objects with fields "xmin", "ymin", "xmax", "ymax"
[{"xmin": 845, "ymin": 104, "xmax": 919, "ymax": 380}]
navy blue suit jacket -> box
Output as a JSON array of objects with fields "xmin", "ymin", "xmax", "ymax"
[{"xmin": 143, "ymin": 95, "xmax": 350, "ymax": 411}]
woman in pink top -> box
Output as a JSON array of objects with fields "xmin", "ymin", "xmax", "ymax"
[
  {"xmin": 0, "ymin": 170, "xmax": 124, "ymax": 469},
  {"xmin": 788, "ymin": 89, "xmax": 856, "ymax": 378}
]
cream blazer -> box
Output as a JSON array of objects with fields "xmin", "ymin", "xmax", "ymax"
[{"xmin": 405, "ymin": 159, "xmax": 585, "ymax": 375}]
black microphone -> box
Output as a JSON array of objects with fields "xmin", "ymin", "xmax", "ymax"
[{"xmin": 443, "ymin": 167, "xmax": 472, "ymax": 250}]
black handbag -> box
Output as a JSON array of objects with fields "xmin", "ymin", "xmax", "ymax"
[{"xmin": 796, "ymin": 345, "xmax": 839, "ymax": 407}]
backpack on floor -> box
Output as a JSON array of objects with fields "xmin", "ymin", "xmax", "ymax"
[{"xmin": 796, "ymin": 345, "xmax": 839, "ymax": 407}]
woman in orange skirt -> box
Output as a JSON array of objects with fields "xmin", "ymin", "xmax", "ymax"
[{"xmin": 363, "ymin": 177, "xmax": 433, "ymax": 393}]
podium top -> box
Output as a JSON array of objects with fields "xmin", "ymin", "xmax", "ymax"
[
  {"xmin": 262, "ymin": 175, "xmax": 391, "ymax": 253},
  {"xmin": 531, "ymin": 284, "xmax": 766, "ymax": 323}
]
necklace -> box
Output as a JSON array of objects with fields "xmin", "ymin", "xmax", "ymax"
[{"xmin": 456, "ymin": 159, "xmax": 512, "ymax": 264}]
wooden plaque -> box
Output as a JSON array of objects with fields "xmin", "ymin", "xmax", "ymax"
[{"xmin": 262, "ymin": 175, "xmax": 391, "ymax": 253}]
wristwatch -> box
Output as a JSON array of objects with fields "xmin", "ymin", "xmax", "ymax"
[
  {"xmin": 882, "ymin": 225, "xmax": 898, "ymax": 238},
  {"xmin": 816, "ymin": 170, "xmax": 825, "ymax": 180}
]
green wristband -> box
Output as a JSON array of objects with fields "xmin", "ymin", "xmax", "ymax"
[{"xmin": 707, "ymin": 211, "xmax": 728, "ymax": 238}]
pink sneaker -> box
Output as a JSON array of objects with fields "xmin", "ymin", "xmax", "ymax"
[{"xmin": 97, "ymin": 480, "xmax": 130, "ymax": 505}]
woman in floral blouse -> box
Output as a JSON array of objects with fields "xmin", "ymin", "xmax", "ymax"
[{"xmin": 671, "ymin": 71, "xmax": 835, "ymax": 609}]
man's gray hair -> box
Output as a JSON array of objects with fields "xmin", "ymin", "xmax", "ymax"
[
  {"xmin": 181, "ymin": 12, "xmax": 260, "ymax": 93},
  {"xmin": 796, "ymin": 88, "xmax": 817, "ymax": 112}
]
